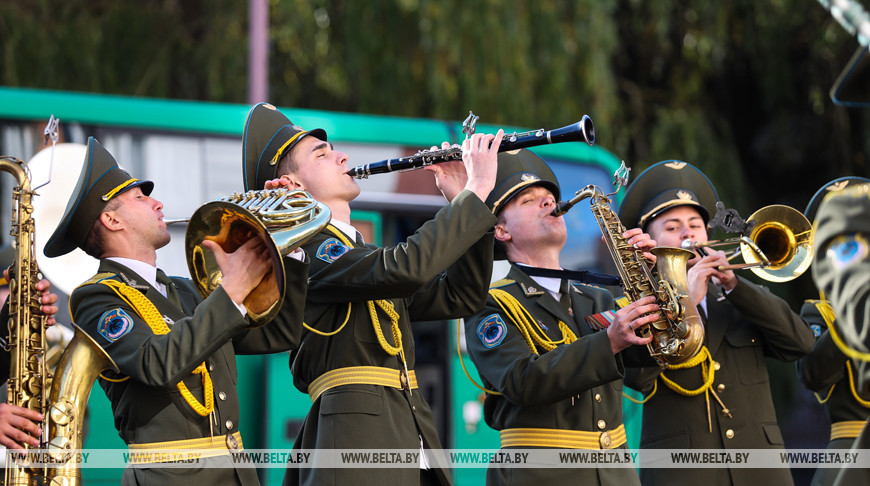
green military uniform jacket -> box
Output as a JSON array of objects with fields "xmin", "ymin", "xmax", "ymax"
[
  {"xmin": 796, "ymin": 301, "xmax": 870, "ymax": 486},
  {"xmin": 812, "ymin": 183, "xmax": 870, "ymax": 486},
  {"xmin": 624, "ymin": 277, "xmax": 814, "ymax": 486},
  {"xmin": 465, "ymin": 265, "xmax": 642, "ymax": 486},
  {"xmin": 283, "ymin": 190, "xmax": 497, "ymax": 486},
  {"xmin": 71, "ymin": 257, "xmax": 308, "ymax": 486}
]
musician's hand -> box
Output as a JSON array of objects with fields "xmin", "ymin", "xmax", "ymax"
[
  {"xmin": 607, "ymin": 296, "xmax": 657, "ymax": 354},
  {"xmin": 0, "ymin": 403, "xmax": 43, "ymax": 450},
  {"xmin": 425, "ymin": 142, "xmax": 467, "ymax": 202},
  {"xmin": 461, "ymin": 129, "xmax": 504, "ymax": 203},
  {"xmin": 623, "ymin": 228, "xmax": 657, "ymax": 263},
  {"xmin": 35, "ymin": 279, "xmax": 58, "ymax": 327},
  {"xmin": 686, "ymin": 251, "xmax": 736, "ymax": 303},
  {"xmin": 202, "ymin": 236, "xmax": 272, "ymax": 306},
  {"xmin": 264, "ymin": 175, "xmax": 296, "ymax": 190},
  {"xmin": 2, "ymin": 270, "xmax": 58, "ymax": 327}
]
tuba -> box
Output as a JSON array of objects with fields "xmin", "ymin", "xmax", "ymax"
[
  {"xmin": 181, "ymin": 189, "xmax": 330, "ymax": 327},
  {"xmin": 554, "ymin": 165, "xmax": 704, "ymax": 367},
  {"xmin": 2, "ymin": 155, "xmax": 118, "ymax": 486}
]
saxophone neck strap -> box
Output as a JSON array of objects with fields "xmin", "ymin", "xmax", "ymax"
[{"xmin": 517, "ymin": 266, "xmax": 622, "ymax": 287}]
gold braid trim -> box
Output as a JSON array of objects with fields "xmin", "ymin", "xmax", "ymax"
[
  {"xmin": 811, "ymin": 298, "xmax": 870, "ymax": 407},
  {"xmin": 847, "ymin": 361, "xmax": 870, "ymax": 408},
  {"xmin": 818, "ymin": 292, "xmax": 870, "ymax": 361},
  {"xmin": 309, "ymin": 225, "xmax": 404, "ymax": 360},
  {"xmin": 658, "ymin": 346, "xmax": 715, "ymax": 396},
  {"xmin": 97, "ymin": 280, "xmax": 214, "ymax": 417},
  {"xmin": 101, "ymin": 178, "xmax": 140, "ymax": 201},
  {"xmin": 488, "ymin": 288, "xmax": 577, "ymax": 355}
]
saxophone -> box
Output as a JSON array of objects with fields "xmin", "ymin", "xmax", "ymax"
[
  {"xmin": 556, "ymin": 181, "xmax": 704, "ymax": 367},
  {"xmin": 2, "ymin": 156, "xmax": 118, "ymax": 486}
]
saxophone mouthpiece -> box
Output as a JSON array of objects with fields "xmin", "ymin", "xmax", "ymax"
[{"xmin": 551, "ymin": 201, "xmax": 571, "ymax": 217}]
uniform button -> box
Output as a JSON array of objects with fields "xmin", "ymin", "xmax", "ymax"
[
  {"xmin": 713, "ymin": 361, "xmax": 721, "ymax": 371},
  {"xmin": 412, "ymin": 406, "xmax": 417, "ymax": 411},
  {"xmin": 208, "ymin": 362, "xmax": 214, "ymax": 371},
  {"xmin": 226, "ymin": 433, "xmax": 239, "ymax": 451},
  {"xmin": 597, "ymin": 419, "xmax": 606, "ymax": 430},
  {"xmin": 226, "ymin": 420, "xmax": 234, "ymax": 430},
  {"xmin": 725, "ymin": 429, "xmax": 734, "ymax": 439},
  {"xmin": 218, "ymin": 391, "xmax": 227, "ymax": 401},
  {"xmin": 594, "ymin": 393, "xmax": 602, "ymax": 403},
  {"xmin": 717, "ymin": 384, "xmax": 725, "ymax": 393},
  {"xmin": 599, "ymin": 431, "xmax": 612, "ymax": 449}
]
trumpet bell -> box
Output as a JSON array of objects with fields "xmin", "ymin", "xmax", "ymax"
[
  {"xmin": 184, "ymin": 189, "xmax": 330, "ymax": 327},
  {"xmin": 741, "ymin": 204, "xmax": 813, "ymax": 282}
]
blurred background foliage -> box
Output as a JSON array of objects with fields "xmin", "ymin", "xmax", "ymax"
[{"xmin": 1, "ymin": 0, "xmax": 869, "ymax": 297}]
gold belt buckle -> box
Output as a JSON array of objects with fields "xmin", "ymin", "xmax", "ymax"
[
  {"xmin": 599, "ymin": 431, "xmax": 612, "ymax": 449},
  {"xmin": 226, "ymin": 433, "xmax": 240, "ymax": 451}
]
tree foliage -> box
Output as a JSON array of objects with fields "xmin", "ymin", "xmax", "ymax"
[{"xmin": 2, "ymin": 0, "xmax": 868, "ymax": 220}]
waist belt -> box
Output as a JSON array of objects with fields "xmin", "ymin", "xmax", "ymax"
[
  {"xmin": 308, "ymin": 366, "xmax": 418, "ymax": 402},
  {"xmin": 500, "ymin": 424, "xmax": 627, "ymax": 449},
  {"xmin": 830, "ymin": 420, "xmax": 868, "ymax": 441},
  {"xmin": 127, "ymin": 431, "xmax": 243, "ymax": 463}
]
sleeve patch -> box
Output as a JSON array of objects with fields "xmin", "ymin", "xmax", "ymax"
[
  {"xmin": 826, "ymin": 234, "xmax": 868, "ymax": 271},
  {"xmin": 477, "ymin": 314, "xmax": 508, "ymax": 348},
  {"xmin": 316, "ymin": 238, "xmax": 349, "ymax": 263},
  {"xmin": 97, "ymin": 308, "xmax": 134, "ymax": 342},
  {"xmin": 810, "ymin": 323, "xmax": 822, "ymax": 338}
]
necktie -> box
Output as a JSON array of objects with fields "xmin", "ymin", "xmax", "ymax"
[
  {"xmin": 697, "ymin": 303, "xmax": 708, "ymax": 325},
  {"xmin": 559, "ymin": 279, "xmax": 572, "ymax": 315},
  {"xmin": 156, "ymin": 269, "xmax": 182, "ymax": 309}
]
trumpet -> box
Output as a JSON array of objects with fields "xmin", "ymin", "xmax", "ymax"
[
  {"xmin": 347, "ymin": 113, "xmax": 594, "ymax": 179},
  {"xmin": 681, "ymin": 204, "xmax": 813, "ymax": 283}
]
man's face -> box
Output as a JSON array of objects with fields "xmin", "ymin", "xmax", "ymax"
[
  {"xmin": 495, "ymin": 185, "xmax": 566, "ymax": 253},
  {"xmin": 109, "ymin": 187, "xmax": 171, "ymax": 250},
  {"xmin": 282, "ymin": 136, "xmax": 359, "ymax": 205},
  {"xmin": 645, "ymin": 205, "xmax": 708, "ymax": 265}
]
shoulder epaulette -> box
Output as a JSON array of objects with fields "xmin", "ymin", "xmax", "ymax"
[
  {"xmin": 614, "ymin": 295, "xmax": 631, "ymax": 309},
  {"xmin": 490, "ymin": 278, "xmax": 515, "ymax": 289},
  {"xmin": 77, "ymin": 272, "xmax": 118, "ymax": 288}
]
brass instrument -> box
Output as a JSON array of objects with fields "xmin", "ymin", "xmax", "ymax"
[
  {"xmin": 681, "ymin": 204, "xmax": 813, "ymax": 283},
  {"xmin": 347, "ymin": 112, "xmax": 594, "ymax": 179},
  {"xmin": 2, "ymin": 155, "xmax": 47, "ymax": 485},
  {"xmin": 2, "ymin": 151, "xmax": 119, "ymax": 485},
  {"xmin": 184, "ymin": 189, "xmax": 330, "ymax": 326},
  {"xmin": 554, "ymin": 165, "xmax": 704, "ymax": 367},
  {"xmin": 44, "ymin": 326, "xmax": 117, "ymax": 486}
]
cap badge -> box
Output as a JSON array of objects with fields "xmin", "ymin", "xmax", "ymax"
[
  {"xmin": 676, "ymin": 190, "xmax": 694, "ymax": 200},
  {"xmin": 521, "ymin": 173, "xmax": 538, "ymax": 182},
  {"xmin": 264, "ymin": 103, "xmax": 276, "ymax": 110},
  {"xmin": 664, "ymin": 162, "xmax": 687, "ymax": 170},
  {"xmin": 826, "ymin": 181, "xmax": 850, "ymax": 193}
]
